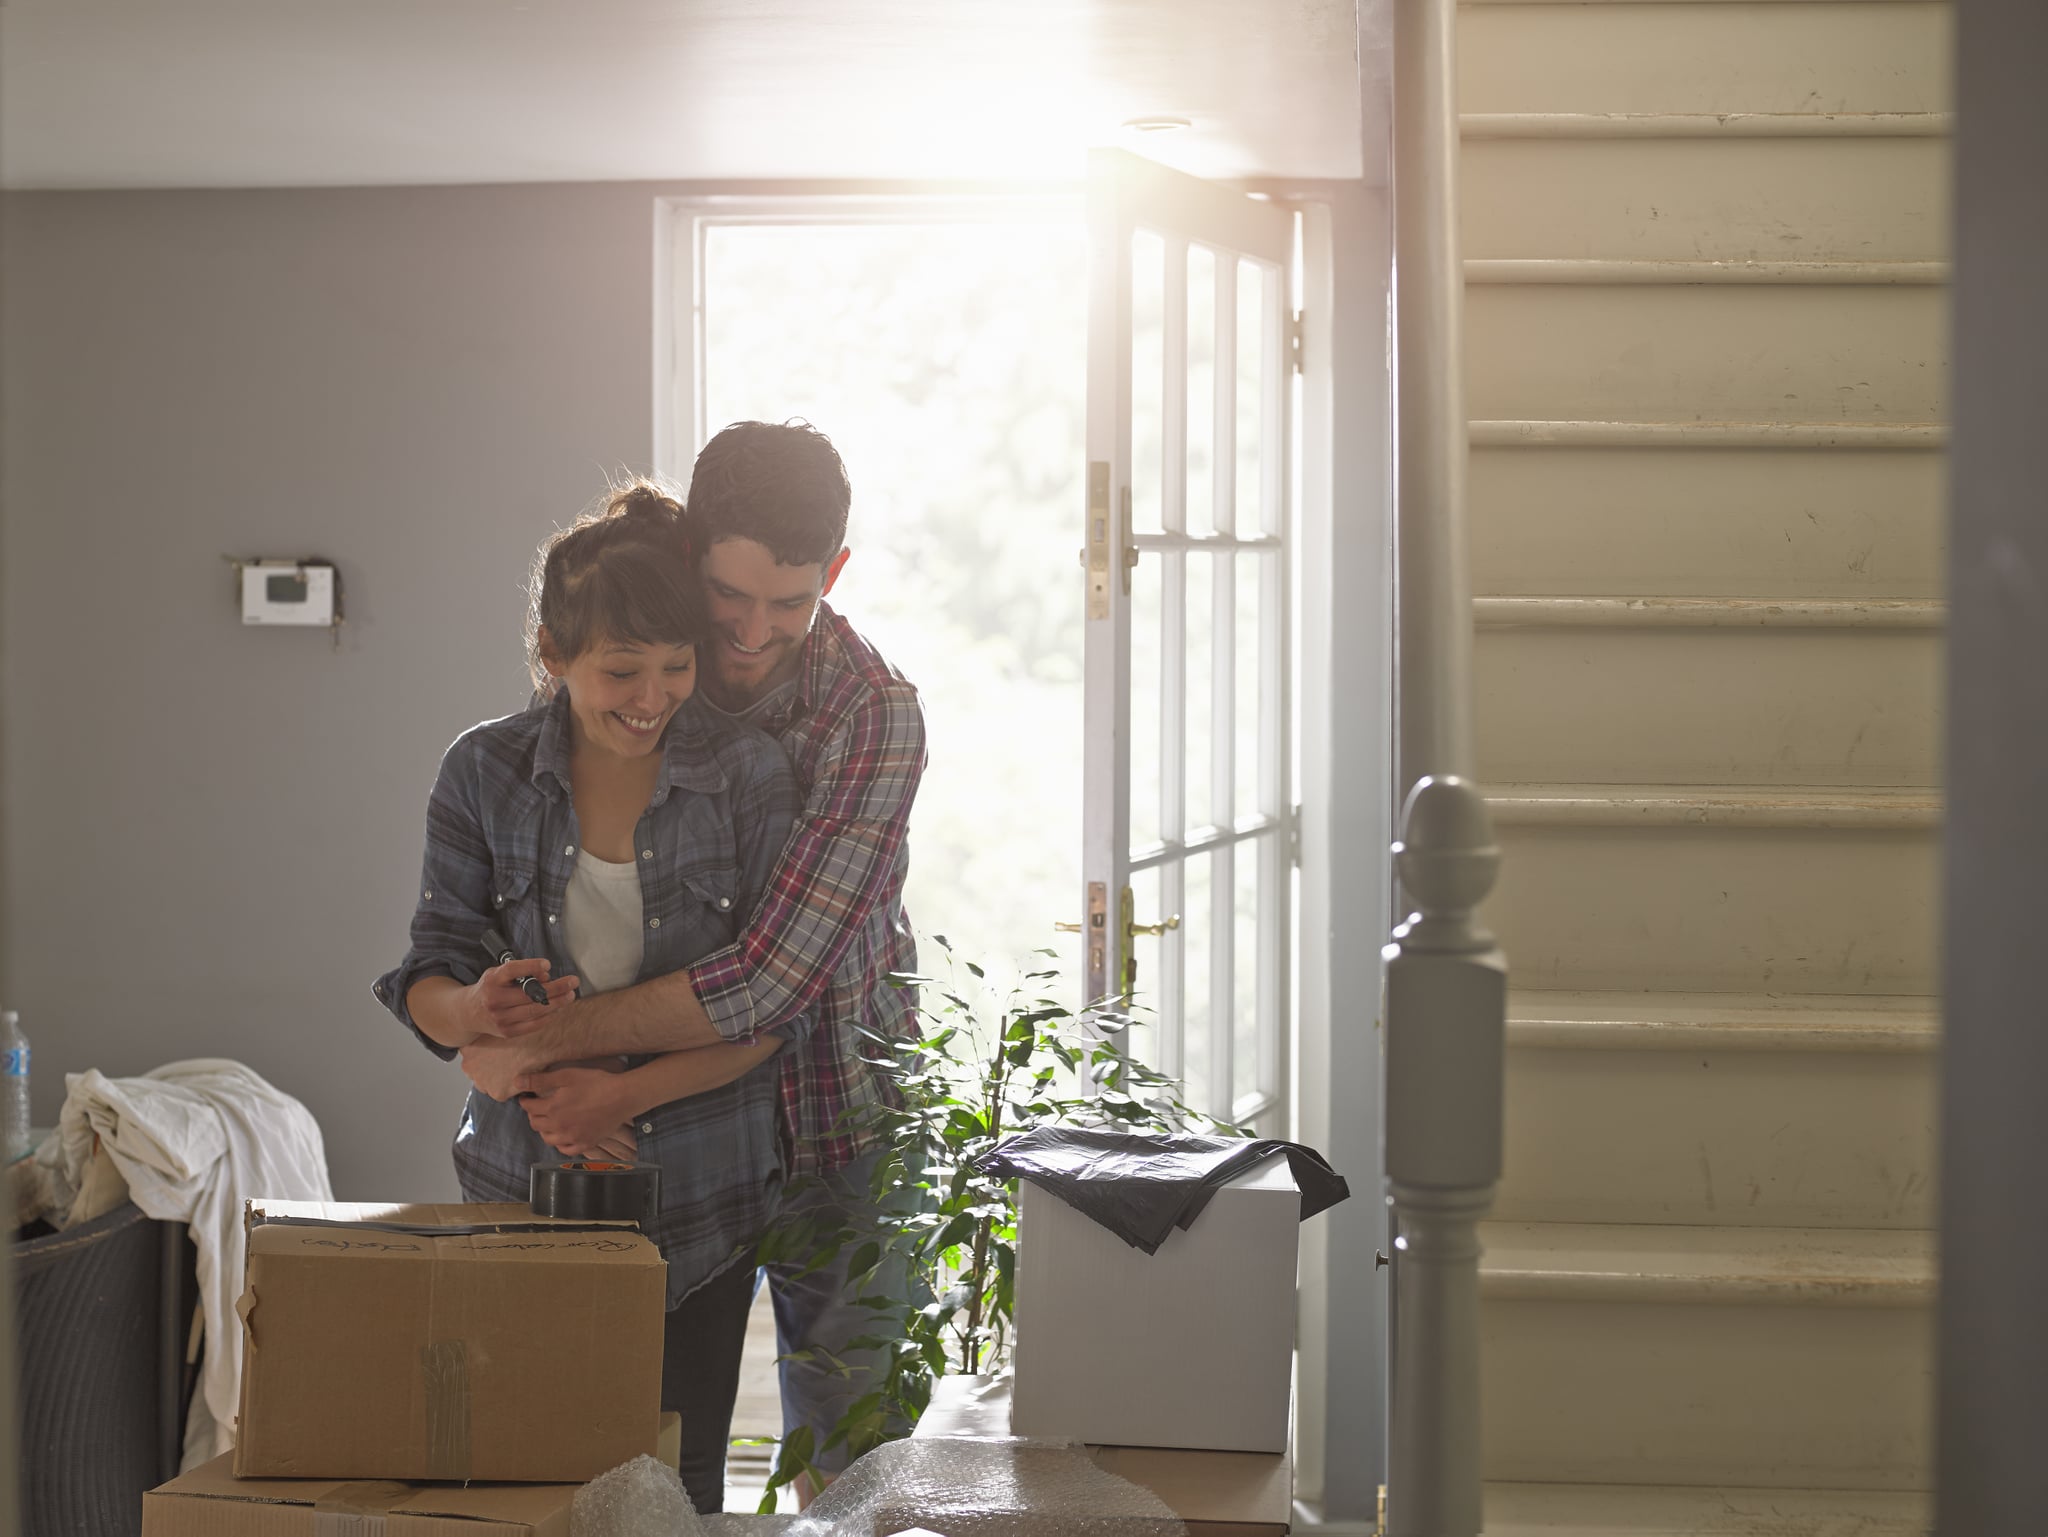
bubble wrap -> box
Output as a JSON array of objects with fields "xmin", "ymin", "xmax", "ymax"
[
  {"xmin": 571, "ymin": 1454, "xmax": 707, "ymax": 1537},
  {"xmin": 783, "ymin": 1437, "xmax": 1189, "ymax": 1537}
]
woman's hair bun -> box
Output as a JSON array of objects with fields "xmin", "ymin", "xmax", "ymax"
[{"xmin": 607, "ymin": 483, "xmax": 682, "ymax": 523}]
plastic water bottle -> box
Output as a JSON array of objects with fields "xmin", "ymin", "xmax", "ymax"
[{"xmin": 1, "ymin": 1009, "xmax": 30, "ymax": 1163}]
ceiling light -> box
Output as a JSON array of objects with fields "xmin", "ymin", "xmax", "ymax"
[{"xmin": 1122, "ymin": 116, "xmax": 1192, "ymax": 134}]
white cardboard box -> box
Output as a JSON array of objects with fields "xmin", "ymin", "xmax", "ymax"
[{"xmin": 1010, "ymin": 1156, "xmax": 1301, "ymax": 1453}]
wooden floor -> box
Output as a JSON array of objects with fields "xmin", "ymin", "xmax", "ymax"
[{"xmin": 725, "ymin": 1282, "xmax": 785, "ymax": 1511}]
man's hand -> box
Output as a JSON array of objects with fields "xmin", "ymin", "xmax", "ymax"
[{"xmin": 520, "ymin": 1066, "xmax": 641, "ymax": 1160}]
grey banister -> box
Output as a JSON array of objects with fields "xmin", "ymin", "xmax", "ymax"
[
  {"xmin": 1387, "ymin": 0, "xmax": 1492, "ymax": 1523},
  {"xmin": 1393, "ymin": 0, "xmax": 1475, "ymax": 793},
  {"xmin": 1384, "ymin": 776, "xmax": 1505, "ymax": 1536}
]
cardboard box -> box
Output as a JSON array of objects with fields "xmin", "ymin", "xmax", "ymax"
[
  {"xmin": 145, "ymin": 1418, "xmax": 681, "ymax": 1537},
  {"xmin": 148, "ymin": 1418, "xmax": 684, "ymax": 1537},
  {"xmin": 916, "ymin": 1375, "xmax": 1290, "ymax": 1536},
  {"xmin": 234, "ymin": 1201, "xmax": 666, "ymax": 1482},
  {"xmin": 145, "ymin": 1459, "xmax": 583, "ymax": 1537},
  {"xmin": 1010, "ymin": 1157, "xmax": 1300, "ymax": 1454}
]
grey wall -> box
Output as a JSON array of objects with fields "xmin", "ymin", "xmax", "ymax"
[
  {"xmin": 1939, "ymin": 0, "xmax": 2048, "ymax": 1526},
  {"xmin": 1, "ymin": 184, "xmax": 665, "ymax": 1198}
]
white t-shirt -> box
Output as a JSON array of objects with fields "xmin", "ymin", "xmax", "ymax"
[{"xmin": 561, "ymin": 849, "xmax": 646, "ymax": 995}]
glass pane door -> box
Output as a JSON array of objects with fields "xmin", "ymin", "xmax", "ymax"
[{"xmin": 1082, "ymin": 150, "xmax": 1294, "ymax": 1131}]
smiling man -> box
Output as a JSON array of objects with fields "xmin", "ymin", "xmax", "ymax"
[{"xmin": 463, "ymin": 419, "xmax": 925, "ymax": 1489}]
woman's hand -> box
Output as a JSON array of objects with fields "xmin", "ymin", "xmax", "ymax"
[
  {"xmin": 459, "ymin": 1032, "xmax": 535, "ymax": 1102},
  {"xmin": 519, "ymin": 1064, "xmax": 641, "ymax": 1160},
  {"xmin": 467, "ymin": 958, "xmax": 580, "ymax": 1039}
]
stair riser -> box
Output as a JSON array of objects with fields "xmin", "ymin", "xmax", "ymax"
[
  {"xmin": 1470, "ymin": 446, "xmax": 1945, "ymax": 600},
  {"xmin": 1476, "ymin": 626, "xmax": 1940, "ymax": 786},
  {"xmin": 1461, "ymin": 1, "xmax": 1950, "ymax": 118},
  {"xmin": 1481, "ymin": 1297, "xmax": 1933, "ymax": 1490},
  {"xmin": 1467, "ymin": 284, "xmax": 1946, "ymax": 425},
  {"xmin": 1485, "ymin": 823, "xmax": 1938, "ymax": 994},
  {"xmin": 1462, "ymin": 138, "xmax": 1949, "ymax": 262},
  {"xmin": 1482, "ymin": 1303, "xmax": 1925, "ymax": 1491},
  {"xmin": 1496, "ymin": 1043, "xmax": 1937, "ymax": 1227}
]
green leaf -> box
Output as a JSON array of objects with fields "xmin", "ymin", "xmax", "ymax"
[
  {"xmin": 933, "ymin": 1211, "xmax": 979, "ymax": 1251},
  {"xmin": 945, "ymin": 1107, "xmax": 988, "ymax": 1139}
]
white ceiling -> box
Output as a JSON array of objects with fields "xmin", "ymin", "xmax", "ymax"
[{"xmin": 0, "ymin": 0, "xmax": 1372, "ymax": 190}]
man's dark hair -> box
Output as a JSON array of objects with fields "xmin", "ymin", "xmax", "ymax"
[{"xmin": 686, "ymin": 419, "xmax": 851, "ymax": 567}]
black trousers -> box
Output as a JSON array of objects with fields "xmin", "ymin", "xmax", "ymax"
[{"xmin": 660, "ymin": 1256, "xmax": 758, "ymax": 1513}]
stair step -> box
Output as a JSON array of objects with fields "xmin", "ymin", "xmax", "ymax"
[
  {"xmin": 1482, "ymin": 786, "xmax": 1938, "ymax": 994},
  {"xmin": 1468, "ymin": 258, "xmax": 1950, "ymax": 285},
  {"xmin": 1470, "ymin": 442, "xmax": 1943, "ymax": 601},
  {"xmin": 1483, "ymin": 1480, "xmax": 1930, "ymax": 1537},
  {"xmin": 1462, "ymin": 0, "xmax": 1937, "ymax": 6},
  {"xmin": 1480, "ymin": 1223, "xmax": 1935, "ymax": 1489},
  {"xmin": 1480, "ymin": 1222, "xmax": 1935, "ymax": 1305},
  {"xmin": 1462, "ymin": 137, "xmax": 1948, "ymax": 262},
  {"xmin": 1475, "ymin": 596, "xmax": 1941, "ymax": 628},
  {"xmin": 1469, "ymin": 422, "xmax": 1945, "ymax": 448},
  {"xmin": 1506, "ymin": 990, "xmax": 1939, "ymax": 1052},
  {"xmin": 1467, "ymin": 284, "xmax": 1945, "ymax": 425},
  {"xmin": 1460, "ymin": 2, "xmax": 1948, "ymax": 120},
  {"xmin": 1463, "ymin": 112, "xmax": 1952, "ymax": 139},
  {"xmin": 1475, "ymin": 618, "xmax": 1940, "ymax": 785},
  {"xmin": 1487, "ymin": 785, "xmax": 1940, "ymax": 828}
]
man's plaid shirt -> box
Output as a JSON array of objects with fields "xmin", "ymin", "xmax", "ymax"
[{"xmin": 688, "ymin": 602, "xmax": 925, "ymax": 1176}]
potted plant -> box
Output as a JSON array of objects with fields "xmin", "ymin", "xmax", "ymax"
[{"xmin": 751, "ymin": 940, "xmax": 1235, "ymax": 1510}]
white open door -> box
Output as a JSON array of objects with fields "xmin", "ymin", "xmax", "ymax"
[{"xmin": 1080, "ymin": 148, "xmax": 1296, "ymax": 1135}]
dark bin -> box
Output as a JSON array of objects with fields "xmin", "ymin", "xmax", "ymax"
[{"xmin": 14, "ymin": 1200, "xmax": 196, "ymax": 1537}]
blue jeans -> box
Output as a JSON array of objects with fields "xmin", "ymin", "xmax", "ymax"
[{"xmin": 759, "ymin": 1147, "xmax": 919, "ymax": 1474}]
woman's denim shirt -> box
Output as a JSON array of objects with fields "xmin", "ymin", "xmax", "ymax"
[{"xmin": 373, "ymin": 690, "xmax": 806, "ymax": 1306}]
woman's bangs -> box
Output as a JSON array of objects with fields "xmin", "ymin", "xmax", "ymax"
[{"xmin": 584, "ymin": 556, "xmax": 704, "ymax": 654}]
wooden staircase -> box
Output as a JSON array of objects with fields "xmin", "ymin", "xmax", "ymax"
[{"xmin": 1457, "ymin": 0, "xmax": 1948, "ymax": 1529}]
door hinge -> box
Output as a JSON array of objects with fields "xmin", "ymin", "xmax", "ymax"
[
  {"xmin": 1287, "ymin": 310, "xmax": 1305, "ymax": 375},
  {"xmin": 1288, "ymin": 804, "xmax": 1304, "ymax": 868}
]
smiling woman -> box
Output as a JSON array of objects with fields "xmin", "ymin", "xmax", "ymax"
[{"xmin": 373, "ymin": 478, "xmax": 812, "ymax": 1513}]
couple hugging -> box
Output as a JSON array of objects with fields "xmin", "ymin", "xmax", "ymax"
[{"xmin": 372, "ymin": 420, "xmax": 923, "ymax": 1513}]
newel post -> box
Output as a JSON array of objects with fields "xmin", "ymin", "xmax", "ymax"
[{"xmin": 1383, "ymin": 774, "xmax": 1505, "ymax": 1537}]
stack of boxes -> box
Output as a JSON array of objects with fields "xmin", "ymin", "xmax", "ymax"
[{"xmin": 142, "ymin": 1200, "xmax": 674, "ymax": 1536}]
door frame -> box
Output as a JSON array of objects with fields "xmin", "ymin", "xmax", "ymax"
[{"xmin": 649, "ymin": 182, "xmax": 1388, "ymax": 1523}]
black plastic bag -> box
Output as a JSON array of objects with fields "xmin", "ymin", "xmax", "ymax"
[{"xmin": 977, "ymin": 1126, "xmax": 1350, "ymax": 1255}]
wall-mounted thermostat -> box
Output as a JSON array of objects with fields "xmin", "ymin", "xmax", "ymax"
[{"xmin": 241, "ymin": 561, "xmax": 337, "ymax": 626}]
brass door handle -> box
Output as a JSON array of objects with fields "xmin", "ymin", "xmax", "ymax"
[
  {"xmin": 1056, "ymin": 914, "xmax": 1171, "ymax": 938},
  {"xmin": 1058, "ymin": 914, "xmax": 1177, "ymax": 935},
  {"xmin": 1062, "ymin": 890, "xmax": 1177, "ymax": 1000}
]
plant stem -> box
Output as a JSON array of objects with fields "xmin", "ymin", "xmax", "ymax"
[
  {"xmin": 959, "ymin": 1012, "xmax": 1012, "ymax": 1375},
  {"xmin": 960, "ymin": 1211, "xmax": 993, "ymax": 1374}
]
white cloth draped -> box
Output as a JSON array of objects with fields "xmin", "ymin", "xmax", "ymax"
[{"xmin": 36, "ymin": 1059, "xmax": 333, "ymax": 1469}]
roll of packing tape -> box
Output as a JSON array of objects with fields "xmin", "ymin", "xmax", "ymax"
[{"xmin": 529, "ymin": 1159, "xmax": 661, "ymax": 1227}]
